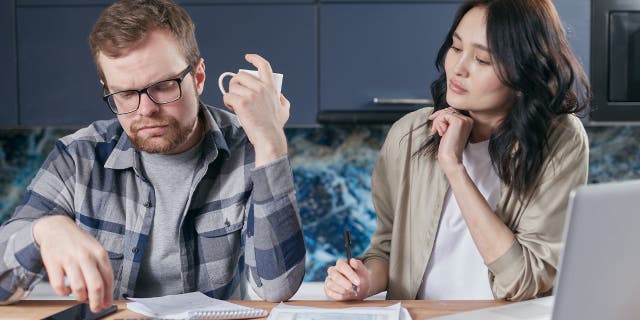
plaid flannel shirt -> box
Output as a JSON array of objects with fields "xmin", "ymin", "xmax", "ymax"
[{"xmin": 0, "ymin": 105, "xmax": 305, "ymax": 303}]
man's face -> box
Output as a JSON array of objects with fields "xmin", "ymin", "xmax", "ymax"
[{"xmin": 98, "ymin": 28, "xmax": 206, "ymax": 154}]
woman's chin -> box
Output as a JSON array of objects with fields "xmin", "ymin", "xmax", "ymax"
[{"xmin": 444, "ymin": 100, "xmax": 466, "ymax": 111}]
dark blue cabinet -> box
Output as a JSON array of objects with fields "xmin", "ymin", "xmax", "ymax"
[
  {"xmin": 187, "ymin": 5, "xmax": 317, "ymax": 126},
  {"xmin": 1, "ymin": 0, "xmax": 18, "ymax": 127},
  {"xmin": 17, "ymin": 7, "xmax": 110, "ymax": 127},
  {"xmin": 318, "ymin": 2, "xmax": 461, "ymax": 122},
  {"xmin": 7, "ymin": 0, "xmax": 594, "ymax": 127},
  {"xmin": 15, "ymin": 2, "xmax": 316, "ymax": 127}
]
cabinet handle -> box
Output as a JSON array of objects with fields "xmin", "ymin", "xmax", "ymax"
[{"xmin": 372, "ymin": 98, "xmax": 434, "ymax": 105}]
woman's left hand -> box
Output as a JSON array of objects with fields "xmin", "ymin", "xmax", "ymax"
[{"xmin": 428, "ymin": 107, "xmax": 474, "ymax": 175}]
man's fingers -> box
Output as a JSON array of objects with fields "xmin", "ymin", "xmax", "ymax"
[
  {"xmin": 228, "ymin": 80, "xmax": 255, "ymax": 99},
  {"xmin": 222, "ymin": 93, "xmax": 245, "ymax": 113},
  {"xmin": 65, "ymin": 264, "xmax": 88, "ymax": 302},
  {"xmin": 81, "ymin": 261, "xmax": 105, "ymax": 312},
  {"xmin": 95, "ymin": 252, "xmax": 114, "ymax": 308},
  {"xmin": 230, "ymin": 72, "xmax": 263, "ymax": 93},
  {"xmin": 280, "ymin": 94, "xmax": 290, "ymax": 109},
  {"xmin": 47, "ymin": 264, "xmax": 71, "ymax": 296},
  {"xmin": 245, "ymin": 53, "xmax": 274, "ymax": 87}
]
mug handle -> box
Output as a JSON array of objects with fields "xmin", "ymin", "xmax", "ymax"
[{"xmin": 217, "ymin": 72, "xmax": 236, "ymax": 95}]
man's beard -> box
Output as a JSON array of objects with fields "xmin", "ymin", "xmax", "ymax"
[{"xmin": 129, "ymin": 113, "xmax": 198, "ymax": 154}]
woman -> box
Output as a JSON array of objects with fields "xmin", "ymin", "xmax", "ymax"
[{"xmin": 324, "ymin": 0, "xmax": 590, "ymax": 301}]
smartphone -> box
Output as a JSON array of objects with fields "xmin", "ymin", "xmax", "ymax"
[{"xmin": 42, "ymin": 303, "xmax": 117, "ymax": 320}]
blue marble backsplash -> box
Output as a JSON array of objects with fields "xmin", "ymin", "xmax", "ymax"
[{"xmin": 1, "ymin": 125, "xmax": 639, "ymax": 281}]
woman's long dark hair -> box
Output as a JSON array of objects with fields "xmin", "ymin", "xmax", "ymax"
[{"xmin": 417, "ymin": 0, "xmax": 591, "ymax": 200}]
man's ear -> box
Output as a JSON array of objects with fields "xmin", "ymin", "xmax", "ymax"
[{"xmin": 195, "ymin": 57, "xmax": 206, "ymax": 95}]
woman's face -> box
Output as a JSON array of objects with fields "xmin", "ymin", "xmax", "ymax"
[{"xmin": 444, "ymin": 6, "xmax": 511, "ymax": 118}]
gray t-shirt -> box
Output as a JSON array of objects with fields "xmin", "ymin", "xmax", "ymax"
[{"xmin": 135, "ymin": 140, "xmax": 203, "ymax": 297}]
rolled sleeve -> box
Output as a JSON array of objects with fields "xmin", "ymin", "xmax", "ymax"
[
  {"xmin": 11, "ymin": 223, "xmax": 43, "ymax": 273},
  {"xmin": 245, "ymin": 155, "xmax": 305, "ymax": 301},
  {"xmin": 488, "ymin": 115, "xmax": 589, "ymax": 301},
  {"xmin": 0, "ymin": 222, "xmax": 45, "ymax": 304},
  {"xmin": 250, "ymin": 155, "xmax": 295, "ymax": 203}
]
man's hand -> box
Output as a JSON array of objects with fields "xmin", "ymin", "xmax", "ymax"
[
  {"xmin": 222, "ymin": 54, "xmax": 290, "ymax": 167},
  {"xmin": 33, "ymin": 215, "xmax": 114, "ymax": 313}
]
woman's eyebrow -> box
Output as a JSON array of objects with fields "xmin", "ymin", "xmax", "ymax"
[{"xmin": 453, "ymin": 32, "xmax": 490, "ymax": 52}]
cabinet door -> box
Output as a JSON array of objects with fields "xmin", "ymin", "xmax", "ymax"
[
  {"xmin": 17, "ymin": 7, "xmax": 110, "ymax": 126},
  {"xmin": 1, "ymin": 0, "xmax": 19, "ymax": 127},
  {"xmin": 17, "ymin": 4, "xmax": 317, "ymax": 127},
  {"xmin": 17, "ymin": 0, "xmax": 314, "ymax": 5},
  {"xmin": 319, "ymin": 3, "xmax": 460, "ymax": 121},
  {"xmin": 186, "ymin": 5, "xmax": 317, "ymax": 126}
]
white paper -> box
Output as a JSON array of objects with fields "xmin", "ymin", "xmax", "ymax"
[
  {"xmin": 267, "ymin": 302, "xmax": 412, "ymax": 320},
  {"xmin": 126, "ymin": 291, "xmax": 256, "ymax": 319}
]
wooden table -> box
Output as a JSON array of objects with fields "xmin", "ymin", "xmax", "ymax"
[{"xmin": 2, "ymin": 299, "xmax": 509, "ymax": 320}]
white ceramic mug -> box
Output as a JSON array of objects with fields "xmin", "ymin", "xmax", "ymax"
[{"xmin": 218, "ymin": 69, "xmax": 283, "ymax": 95}]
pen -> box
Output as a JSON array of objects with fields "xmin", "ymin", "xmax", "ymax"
[{"xmin": 343, "ymin": 230, "xmax": 359, "ymax": 296}]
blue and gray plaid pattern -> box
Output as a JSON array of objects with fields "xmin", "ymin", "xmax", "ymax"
[{"xmin": 0, "ymin": 104, "xmax": 305, "ymax": 303}]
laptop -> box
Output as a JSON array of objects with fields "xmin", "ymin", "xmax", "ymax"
[{"xmin": 433, "ymin": 179, "xmax": 640, "ymax": 320}]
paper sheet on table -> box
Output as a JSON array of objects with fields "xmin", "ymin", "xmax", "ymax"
[
  {"xmin": 267, "ymin": 302, "xmax": 412, "ymax": 320},
  {"xmin": 126, "ymin": 291, "xmax": 264, "ymax": 319}
]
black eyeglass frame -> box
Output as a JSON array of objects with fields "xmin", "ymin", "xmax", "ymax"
[{"xmin": 102, "ymin": 65, "xmax": 194, "ymax": 115}]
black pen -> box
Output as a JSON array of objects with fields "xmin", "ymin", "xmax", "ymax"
[{"xmin": 343, "ymin": 230, "xmax": 359, "ymax": 296}]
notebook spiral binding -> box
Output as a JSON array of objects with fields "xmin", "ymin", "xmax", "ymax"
[{"xmin": 188, "ymin": 308, "xmax": 268, "ymax": 319}]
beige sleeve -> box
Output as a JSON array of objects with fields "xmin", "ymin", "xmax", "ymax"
[
  {"xmin": 359, "ymin": 120, "xmax": 408, "ymax": 264},
  {"xmin": 487, "ymin": 116, "xmax": 590, "ymax": 300}
]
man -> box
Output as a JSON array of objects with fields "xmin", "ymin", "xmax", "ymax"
[{"xmin": 0, "ymin": 0, "xmax": 305, "ymax": 312}]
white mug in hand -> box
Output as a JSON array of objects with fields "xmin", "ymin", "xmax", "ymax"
[
  {"xmin": 217, "ymin": 69, "xmax": 284, "ymax": 127},
  {"xmin": 218, "ymin": 69, "xmax": 284, "ymax": 95}
]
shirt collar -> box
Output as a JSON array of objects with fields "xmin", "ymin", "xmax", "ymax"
[{"xmin": 104, "ymin": 103, "xmax": 230, "ymax": 171}]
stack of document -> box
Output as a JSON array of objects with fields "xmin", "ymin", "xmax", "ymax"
[
  {"xmin": 268, "ymin": 303, "xmax": 412, "ymax": 320},
  {"xmin": 126, "ymin": 292, "xmax": 268, "ymax": 319}
]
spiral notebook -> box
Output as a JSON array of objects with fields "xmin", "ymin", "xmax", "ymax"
[{"xmin": 126, "ymin": 291, "xmax": 268, "ymax": 319}]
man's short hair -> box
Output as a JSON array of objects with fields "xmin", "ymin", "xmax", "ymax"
[{"xmin": 89, "ymin": 0, "xmax": 200, "ymax": 82}]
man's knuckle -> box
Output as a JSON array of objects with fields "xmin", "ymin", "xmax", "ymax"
[
  {"xmin": 96, "ymin": 250, "xmax": 109, "ymax": 262},
  {"xmin": 53, "ymin": 283, "xmax": 67, "ymax": 292},
  {"xmin": 91, "ymin": 284, "xmax": 103, "ymax": 294}
]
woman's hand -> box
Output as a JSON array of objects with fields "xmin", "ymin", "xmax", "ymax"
[
  {"xmin": 323, "ymin": 258, "xmax": 371, "ymax": 301},
  {"xmin": 428, "ymin": 107, "xmax": 474, "ymax": 175}
]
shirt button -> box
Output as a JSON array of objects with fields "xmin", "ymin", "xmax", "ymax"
[
  {"xmin": 225, "ymin": 219, "xmax": 231, "ymax": 227},
  {"xmin": 132, "ymin": 247, "xmax": 139, "ymax": 254},
  {"xmin": 143, "ymin": 201, "xmax": 152, "ymax": 208}
]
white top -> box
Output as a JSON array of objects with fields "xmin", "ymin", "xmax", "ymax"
[{"xmin": 417, "ymin": 140, "xmax": 500, "ymax": 300}]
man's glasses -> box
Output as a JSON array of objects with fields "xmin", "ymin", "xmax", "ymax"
[{"xmin": 102, "ymin": 65, "xmax": 193, "ymax": 115}]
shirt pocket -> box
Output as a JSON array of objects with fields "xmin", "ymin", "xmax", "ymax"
[
  {"xmin": 194, "ymin": 203, "xmax": 245, "ymax": 284},
  {"xmin": 95, "ymin": 231, "xmax": 125, "ymax": 285},
  {"xmin": 107, "ymin": 251, "xmax": 124, "ymax": 287},
  {"xmin": 76, "ymin": 216, "xmax": 125, "ymax": 284}
]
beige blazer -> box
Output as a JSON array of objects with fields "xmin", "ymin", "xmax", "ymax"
[{"xmin": 361, "ymin": 108, "xmax": 589, "ymax": 301}]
